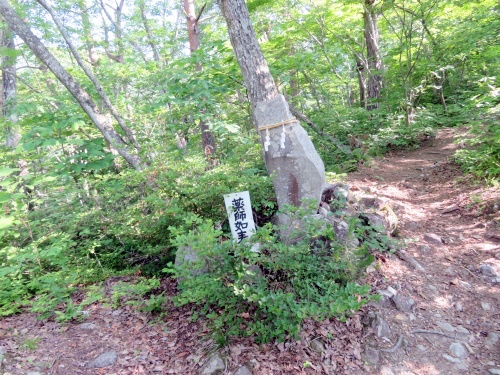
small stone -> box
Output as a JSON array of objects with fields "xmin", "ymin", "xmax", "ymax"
[
  {"xmin": 387, "ymin": 286, "xmax": 398, "ymax": 297},
  {"xmin": 436, "ymin": 321, "xmax": 455, "ymax": 332},
  {"xmin": 79, "ymin": 323, "xmax": 97, "ymax": 330},
  {"xmin": 359, "ymin": 195, "xmax": 380, "ymax": 209},
  {"xmin": 423, "ymin": 233, "xmax": 443, "ymax": 246},
  {"xmin": 87, "ymin": 351, "xmax": 118, "ymax": 368},
  {"xmin": 417, "ymin": 345, "xmax": 427, "ymax": 352},
  {"xmin": 409, "ymin": 313, "xmax": 416, "ymax": 321},
  {"xmin": 489, "ymin": 369, "xmax": 500, "ymax": 375},
  {"xmin": 200, "ymin": 352, "xmax": 225, "ymax": 375},
  {"xmin": 449, "ymin": 343, "xmax": 467, "ymax": 358},
  {"xmin": 428, "ymin": 285, "xmax": 438, "ymax": 292},
  {"xmin": 456, "ymin": 326, "xmax": 469, "ymax": 335},
  {"xmin": 366, "ymin": 265, "xmax": 376, "ymax": 274},
  {"xmin": 363, "ymin": 346, "xmax": 380, "ymax": 365},
  {"xmin": 361, "ymin": 212, "xmax": 390, "ymax": 233},
  {"xmin": 482, "ymin": 302, "xmax": 491, "ymax": 310},
  {"xmin": 418, "ymin": 244, "xmax": 431, "ymax": 253},
  {"xmin": 27, "ymin": 372, "xmax": 41, "ymax": 375},
  {"xmin": 363, "ymin": 311, "xmax": 391, "ymax": 339},
  {"xmin": 455, "ymin": 302, "xmax": 463, "ymax": 311},
  {"xmin": 233, "ymin": 365, "xmax": 252, "ymax": 375},
  {"xmin": 485, "ymin": 332, "xmax": 499, "ymax": 349},
  {"xmin": 480, "ymin": 264, "xmax": 499, "ymax": 277},
  {"xmin": 442, "ymin": 354, "xmax": 460, "ymax": 363},
  {"xmin": 318, "ymin": 206, "xmax": 329, "ymax": 217},
  {"xmin": 371, "ymin": 293, "xmax": 392, "ymax": 308},
  {"xmin": 310, "ymin": 339, "xmax": 326, "ymax": 353},
  {"xmin": 458, "ymin": 280, "xmax": 471, "ymax": 289},
  {"xmin": 392, "ymin": 294, "xmax": 415, "ymax": 312},
  {"xmin": 379, "ymin": 289, "xmax": 394, "ymax": 298},
  {"xmin": 379, "ymin": 365, "xmax": 395, "ymax": 375}
]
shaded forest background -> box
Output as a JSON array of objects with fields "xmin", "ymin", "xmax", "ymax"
[{"xmin": 0, "ymin": 0, "xmax": 498, "ymax": 328}]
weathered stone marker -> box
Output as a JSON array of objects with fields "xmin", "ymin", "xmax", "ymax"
[
  {"xmin": 253, "ymin": 94, "xmax": 326, "ymax": 210},
  {"xmin": 224, "ymin": 191, "xmax": 256, "ymax": 243}
]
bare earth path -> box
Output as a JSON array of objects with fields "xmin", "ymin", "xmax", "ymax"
[
  {"xmin": 346, "ymin": 127, "xmax": 499, "ymax": 374},
  {"xmin": 0, "ymin": 127, "xmax": 498, "ymax": 374}
]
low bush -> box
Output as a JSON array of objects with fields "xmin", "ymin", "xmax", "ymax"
[{"xmin": 166, "ymin": 207, "xmax": 375, "ymax": 344}]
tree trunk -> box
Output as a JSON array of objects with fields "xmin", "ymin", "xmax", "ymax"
[
  {"xmin": 183, "ymin": 0, "xmax": 217, "ymax": 165},
  {"xmin": 38, "ymin": 0, "xmax": 139, "ymax": 149},
  {"xmin": 219, "ymin": 0, "xmax": 325, "ymax": 211},
  {"xmin": 355, "ymin": 58, "xmax": 367, "ymax": 108},
  {"xmin": 363, "ymin": 0, "xmax": 383, "ymax": 110},
  {"xmin": 1, "ymin": 27, "xmax": 20, "ymax": 148},
  {"xmin": 0, "ymin": 0, "xmax": 144, "ymax": 170},
  {"xmin": 139, "ymin": 0, "xmax": 161, "ymax": 64}
]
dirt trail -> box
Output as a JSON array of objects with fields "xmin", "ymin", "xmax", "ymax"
[
  {"xmin": 0, "ymin": 127, "xmax": 498, "ymax": 375},
  {"xmin": 347, "ymin": 127, "xmax": 500, "ymax": 374}
]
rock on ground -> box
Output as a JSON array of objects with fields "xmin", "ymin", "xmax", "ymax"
[
  {"xmin": 200, "ymin": 352, "xmax": 225, "ymax": 375},
  {"xmin": 233, "ymin": 365, "xmax": 252, "ymax": 375},
  {"xmin": 449, "ymin": 343, "xmax": 467, "ymax": 358},
  {"xmin": 87, "ymin": 351, "xmax": 118, "ymax": 368}
]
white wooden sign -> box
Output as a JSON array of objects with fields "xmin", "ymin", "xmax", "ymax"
[{"xmin": 224, "ymin": 191, "xmax": 256, "ymax": 244}]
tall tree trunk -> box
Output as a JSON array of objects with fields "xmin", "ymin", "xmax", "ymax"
[
  {"xmin": 0, "ymin": 0, "xmax": 144, "ymax": 170},
  {"xmin": 363, "ymin": 0, "xmax": 383, "ymax": 110},
  {"xmin": 138, "ymin": 0, "xmax": 161, "ymax": 64},
  {"xmin": 183, "ymin": 0, "xmax": 217, "ymax": 165},
  {"xmin": 219, "ymin": 0, "xmax": 325, "ymax": 211},
  {"xmin": 1, "ymin": 27, "xmax": 20, "ymax": 148},
  {"xmin": 219, "ymin": 0, "xmax": 278, "ymax": 104},
  {"xmin": 355, "ymin": 58, "xmax": 367, "ymax": 108}
]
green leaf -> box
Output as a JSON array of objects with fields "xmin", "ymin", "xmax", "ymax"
[
  {"xmin": 0, "ymin": 216, "xmax": 15, "ymax": 230},
  {"xmin": 0, "ymin": 192, "xmax": 12, "ymax": 203},
  {"xmin": 0, "ymin": 168, "xmax": 18, "ymax": 177}
]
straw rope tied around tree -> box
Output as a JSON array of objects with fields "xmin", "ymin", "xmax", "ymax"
[{"xmin": 258, "ymin": 117, "xmax": 297, "ymax": 151}]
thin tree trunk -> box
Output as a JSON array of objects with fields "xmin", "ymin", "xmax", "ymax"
[
  {"xmin": 37, "ymin": 0, "xmax": 139, "ymax": 149},
  {"xmin": 183, "ymin": 0, "xmax": 217, "ymax": 165},
  {"xmin": 1, "ymin": 27, "xmax": 20, "ymax": 148},
  {"xmin": 0, "ymin": 0, "xmax": 144, "ymax": 170},
  {"xmin": 138, "ymin": 0, "xmax": 161, "ymax": 64},
  {"xmin": 364, "ymin": 0, "xmax": 383, "ymax": 110},
  {"xmin": 355, "ymin": 58, "xmax": 367, "ymax": 108}
]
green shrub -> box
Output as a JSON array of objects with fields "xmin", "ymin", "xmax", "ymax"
[{"xmin": 166, "ymin": 209, "xmax": 374, "ymax": 344}]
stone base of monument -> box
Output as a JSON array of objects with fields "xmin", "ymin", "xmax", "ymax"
[{"xmin": 271, "ymin": 182, "xmax": 398, "ymax": 251}]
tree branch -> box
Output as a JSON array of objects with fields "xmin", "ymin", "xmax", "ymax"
[
  {"xmin": 287, "ymin": 103, "xmax": 352, "ymax": 155},
  {"xmin": 37, "ymin": 0, "xmax": 140, "ymax": 149}
]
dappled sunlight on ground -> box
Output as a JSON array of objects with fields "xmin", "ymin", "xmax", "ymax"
[{"xmin": 348, "ymin": 127, "xmax": 499, "ymax": 374}]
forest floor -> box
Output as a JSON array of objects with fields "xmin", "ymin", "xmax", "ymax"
[{"xmin": 0, "ymin": 127, "xmax": 499, "ymax": 375}]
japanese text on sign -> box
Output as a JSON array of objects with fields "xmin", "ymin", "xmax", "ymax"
[{"xmin": 224, "ymin": 191, "xmax": 256, "ymax": 244}]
